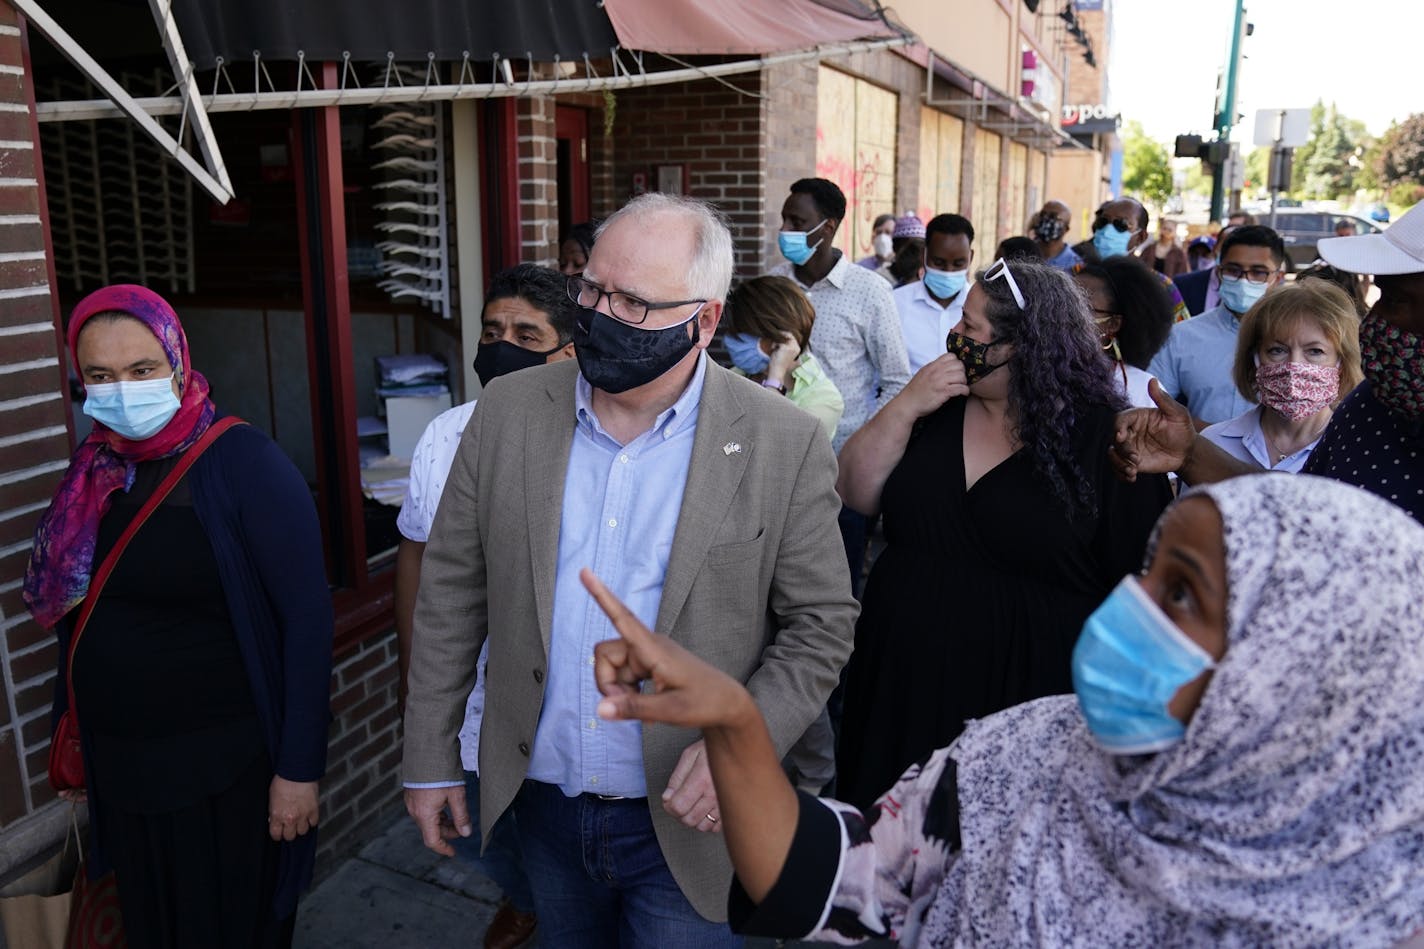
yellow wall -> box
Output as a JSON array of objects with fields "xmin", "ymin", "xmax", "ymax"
[
  {"xmin": 896, "ymin": 0, "xmax": 1013, "ymax": 92},
  {"xmin": 815, "ymin": 66, "xmax": 898, "ymax": 261},
  {"xmin": 916, "ymin": 107, "xmax": 965, "ymax": 222},
  {"xmin": 1045, "ymin": 150, "xmax": 1107, "ymax": 241},
  {"xmin": 1006, "ymin": 142, "xmax": 1029, "ymax": 238},
  {"xmin": 971, "ymin": 128, "xmax": 1002, "ymax": 264}
]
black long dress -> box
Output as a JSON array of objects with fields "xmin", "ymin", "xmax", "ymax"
[
  {"xmin": 836, "ymin": 398, "xmax": 1172, "ymax": 809},
  {"xmin": 74, "ymin": 459, "xmax": 289, "ymax": 948}
]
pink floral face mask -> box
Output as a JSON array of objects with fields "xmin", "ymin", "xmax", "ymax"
[{"xmin": 1255, "ymin": 360, "xmax": 1340, "ymax": 421}]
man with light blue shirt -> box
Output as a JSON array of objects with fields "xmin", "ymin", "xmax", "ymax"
[
  {"xmin": 1032, "ymin": 199, "xmax": 1082, "ymax": 270},
  {"xmin": 1148, "ymin": 225, "xmax": 1286, "ymax": 427},
  {"xmin": 402, "ymin": 193, "xmax": 858, "ymax": 947},
  {"xmin": 893, "ymin": 213, "xmax": 975, "ymax": 374}
]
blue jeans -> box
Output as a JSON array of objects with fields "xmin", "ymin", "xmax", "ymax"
[
  {"xmin": 449, "ymin": 770, "xmax": 535, "ymax": 913},
  {"xmin": 513, "ymin": 781, "xmax": 742, "ymax": 949}
]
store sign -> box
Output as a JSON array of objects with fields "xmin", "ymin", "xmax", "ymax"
[{"xmin": 1061, "ymin": 103, "xmax": 1119, "ymax": 133}]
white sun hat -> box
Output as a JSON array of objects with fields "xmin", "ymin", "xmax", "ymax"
[{"xmin": 1318, "ymin": 202, "xmax": 1424, "ymax": 275}]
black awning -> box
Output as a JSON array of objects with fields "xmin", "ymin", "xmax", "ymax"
[
  {"xmin": 171, "ymin": 0, "xmax": 619, "ymax": 68},
  {"xmin": 36, "ymin": 0, "xmax": 620, "ymax": 70}
]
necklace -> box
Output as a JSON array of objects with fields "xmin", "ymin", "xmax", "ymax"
[{"xmin": 1262, "ymin": 414, "xmax": 1330, "ymax": 465}]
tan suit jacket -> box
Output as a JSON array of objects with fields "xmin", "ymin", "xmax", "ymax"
[{"xmin": 403, "ymin": 357, "xmax": 858, "ymax": 921}]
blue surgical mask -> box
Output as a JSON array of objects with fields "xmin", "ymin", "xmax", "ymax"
[
  {"xmin": 82, "ymin": 375, "xmax": 181, "ymax": 441},
  {"xmin": 778, "ymin": 219, "xmax": 827, "ymax": 266},
  {"xmin": 1217, "ymin": 274, "xmax": 1269, "ymax": 315},
  {"xmin": 1072, "ymin": 576, "xmax": 1216, "ymax": 755},
  {"xmin": 723, "ymin": 332, "xmax": 770, "ymax": 374},
  {"xmin": 923, "ymin": 266, "xmax": 968, "ymax": 301},
  {"xmin": 1092, "ymin": 224, "xmax": 1134, "ymax": 259}
]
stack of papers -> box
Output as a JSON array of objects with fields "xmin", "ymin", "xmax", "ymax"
[
  {"xmin": 375, "ymin": 354, "xmax": 449, "ymax": 399},
  {"xmin": 360, "ymin": 454, "xmax": 412, "ymax": 507}
]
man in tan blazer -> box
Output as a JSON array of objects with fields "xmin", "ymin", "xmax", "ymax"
[{"xmin": 403, "ymin": 192, "xmax": 858, "ymax": 946}]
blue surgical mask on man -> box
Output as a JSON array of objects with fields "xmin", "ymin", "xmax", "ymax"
[
  {"xmin": 778, "ymin": 219, "xmax": 828, "ymax": 266},
  {"xmin": 1092, "ymin": 223, "xmax": 1134, "ymax": 259},
  {"xmin": 1071, "ymin": 575, "xmax": 1217, "ymax": 755},
  {"xmin": 82, "ymin": 376, "xmax": 182, "ymax": 441},
  {"xmin": 1217, "ymin": 274, "xmax": 1270, "ymax": 315},
  {"xmin": 723, "ymin": 332, "xmax": 770, "ymax": 374},
  {"xmin": 923, "ymin": 266, "xmax": 968, "ymax": 301}
]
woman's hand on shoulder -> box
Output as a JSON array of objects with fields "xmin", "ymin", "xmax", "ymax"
[
  {"xmin": 895, "ymin": 354, "xmax": 969, "ymax": 420},
  {"xmin": 269, "ymin": 776, "xmax": 320, "ymax": 842}
]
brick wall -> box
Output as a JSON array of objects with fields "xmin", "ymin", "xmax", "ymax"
[
  {"xmin": 0, "ymin": 6, "xmax": 78, "ymax": 872},
  {"xmin": 314, "ymin": 631, "xmax": 404, "ymax": 869},
  {"xmin": 597, "ymin": 75, "xmax": 766, "ymax": 279},
  {"xmin": 762, "ymin": 60, "xmax": 819, "ymax": 272},
  {"xmin": 516, "ymin": 95, "xmax": 559, "ymax": 267}
]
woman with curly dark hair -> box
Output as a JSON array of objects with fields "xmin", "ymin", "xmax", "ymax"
[
  {"xmin": 833, "ymin": 258, "xmax": 1173, "ymax": 808},
  {"xmin": 1073, "ymin": 257, "xmax": 1176, "ymax": 407}
]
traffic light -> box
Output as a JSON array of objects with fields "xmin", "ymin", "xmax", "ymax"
[{"xmin": 1174, "ymin": 134, "xmax": 1203, "ymax": 158}]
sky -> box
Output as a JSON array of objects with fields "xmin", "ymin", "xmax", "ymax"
[{"xmin": 1109, "ymin": 0, "xmax": 1423, "ymax": 146}]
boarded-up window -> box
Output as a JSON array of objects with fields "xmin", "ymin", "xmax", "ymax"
[
  {"xmin": 1006, "ymin": 142, "xmax": 1028, "ymax": 240},
  {"xmin": 970, "ymin": 127, "xmax": 1001, "ymax": 265},
  {"xmin": 916, "ymin": 107, "xmax": 964, "ymax": 223},
  {"xmin": 1026, "ymin": 148, "xmax": 1047, "ymax": 222},
  {"xmin": 815, "ymin": 66, "xmax": 897, "ymax": 263}
]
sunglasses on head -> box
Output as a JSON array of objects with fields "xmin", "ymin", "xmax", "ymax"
[{"xmin": 983, "ymin": 257, "xmax": 1026, "ymax": 310}]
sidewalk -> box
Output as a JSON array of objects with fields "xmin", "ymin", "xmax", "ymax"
[
  {"xmin": 294, "ymin": 810, "xmax": 828, "ymax": 948},
  {"xmin": 295, "ymin": 809, "xmax": 517, "ymax": 947}
]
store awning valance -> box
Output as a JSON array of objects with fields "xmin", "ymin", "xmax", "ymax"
[{"xmin": 600, "ymin": 0, "xmax": 904, "ymax": 56}]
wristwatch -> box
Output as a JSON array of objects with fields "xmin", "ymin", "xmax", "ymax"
[{"xmin": 761, "ymin": 379, "xmax": 787, "ymax": 394}]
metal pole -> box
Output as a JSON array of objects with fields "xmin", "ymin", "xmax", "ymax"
[{"xmin": 1210, "ymin": 0, "xmax": 1246, "ymax": 222}]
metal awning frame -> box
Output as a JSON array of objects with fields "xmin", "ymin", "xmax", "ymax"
[
  {"xmin": 32, "ymin": 35, "xmax": 913, "ymax": 121},
  {"xmin": 923, "ymin": 50, "xmax": 1086, "ymax": 152},
  {"xmin": 14, "ymin": 0, "xmax": 236, "ymax": 202}
]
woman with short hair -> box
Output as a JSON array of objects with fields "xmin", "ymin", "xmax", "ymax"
[{"xmin": 1200, "ymin": 280, "xmax": 1363, "ymax": 474}]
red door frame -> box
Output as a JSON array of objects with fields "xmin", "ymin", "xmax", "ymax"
[{"xmin": 555, "ymin": 105, "xmax": 591, "ymax": 227}]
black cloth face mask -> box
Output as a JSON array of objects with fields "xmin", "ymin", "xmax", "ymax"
[
  {"xmin": 946, "ymin": 330, "xmax": 1011, "ymax": 384},
  {"xmin": 572, "ymin": 305, "xmax": 700, "ymax": 394},
  {"xmin": 473, "ymin": 339, "xmax": 563, "ymax": 387}
]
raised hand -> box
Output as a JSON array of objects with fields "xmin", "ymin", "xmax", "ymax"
[
  {"xmin": 1111, "ymin": 377, "xmax": 1196, "ymax": 482},
  {"xmin": 896, "ymin": 353, "xmax": 970, "ymax": 420},
  {"xmin": 581, "ymin": 568, "xmax": 757, "ymax": 732}
]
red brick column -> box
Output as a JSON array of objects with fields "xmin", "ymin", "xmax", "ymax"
[{"xmin": 0, "ymin": 4, "xmax": 77, "ymax": 861}]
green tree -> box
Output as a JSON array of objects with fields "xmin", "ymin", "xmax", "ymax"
[
  {"xmin": 1290, "ymin": 100, "xmax": 1328, "ymax": 194},
  {"xmin": 1375, "ymin": 113, "xmax": 1424, "ymax": 199},
  {"xmin": 1302, "ymin": 105, "xmax": 1359, "ymax": 199},
  {"xmin": 1245, "ymin": 146, "xmax": 1270, "ymax": 194},
  {"xmin": 1121, "ymin": 121, "xmax": 1173, "ymax": 208}
]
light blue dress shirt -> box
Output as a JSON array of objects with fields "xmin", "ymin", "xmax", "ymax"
[
  {"xmin": 1200, "ymin": 405, "xmax": 1322, "ymax": 473},
  {"xmin": 1044, "ymin": 244, "xmax": 1083, "ymax": 270},
  {"xmin": 525, "ymin": 355, "xmax": 707, "ymax": 798},
  {"xmin": 1148, "ymin": 305, "xmax": 1255, "ymax": 426}
]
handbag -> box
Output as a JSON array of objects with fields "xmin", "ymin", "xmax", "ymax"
[{"xmin": 47, "ymin": 417, "xmax": 244, "ymax": 792}]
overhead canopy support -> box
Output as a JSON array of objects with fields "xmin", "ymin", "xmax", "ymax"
[
  {"xmin": 146, "ymin": 0, "xmax": 232, "ymax": 199},
  {"xmin": 33, "ymin": 36, "xmax": 914, "ymax": 122},
  {"xmin": 13, "ymin": 0, "xmax": 235, "ymax": 202},
  {"xmin": 923, "ymin": 50, "xmax": 1086, "ymax": 152}
]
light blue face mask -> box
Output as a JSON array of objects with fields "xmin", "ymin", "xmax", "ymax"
[
  {"xmin": 1217, "ymin": 274, "xmax": 1269, "ymax": 315},
  {"xmin": 1092, "ymin": 223, "xmax": 1134, "ymax": 259},
  {"xmin": 778, "ymin": 219, "xmax": 828, "ymax": 266},
  {"xmin": 1072, "ymin": 575, "xmax": 1217, "ymax": 755},
  {"xmin": 83, "ymin": 375, "xmax": 181, "ymax": 440},
  {"xmin": 723, "ymin": 332, "xmax": 770, "ymax": 374},
  {"xmin": 923, "ymin": 266, "xmax": 968, "ymax": 301}
]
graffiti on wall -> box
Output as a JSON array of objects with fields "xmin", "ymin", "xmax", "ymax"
[{"xmin": 815, "ymin": 66, "xmax": 897, "ymax": 262}]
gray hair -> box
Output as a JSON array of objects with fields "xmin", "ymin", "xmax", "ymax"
[{"xmin": 597, "ymin": 193, "xmax": 734, "ymax": 302}]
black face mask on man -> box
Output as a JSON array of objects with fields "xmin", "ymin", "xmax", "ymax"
[
  {"xmin": 572, "ymin": 306, "xmax": 701, "ymax": 394},
  {"xmin": 473, "ymin": 339, "xmax": 564, "ymax": 387}
]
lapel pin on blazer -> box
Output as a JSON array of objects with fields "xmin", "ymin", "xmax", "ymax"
[{"xmin": 723, "ymin": 442, "xmax": 742, "ymax": 456}]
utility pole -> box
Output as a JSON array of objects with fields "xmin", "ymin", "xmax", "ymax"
[{"xmin": 1210, "ymin": 0, "xmax": 1247, "ymax": 222}]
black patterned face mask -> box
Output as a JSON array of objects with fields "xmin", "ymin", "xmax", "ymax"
[
  {"xmin": 1360, "ymin": 312, "xmax": 1424, "ymax": 421},
  {"xmin": 946, "ymin": 330, "xmax": 1011, "ymax": 384},
  {"xmin": 573, "ymin": 306, "xmax": 700, "ymax": 394}
]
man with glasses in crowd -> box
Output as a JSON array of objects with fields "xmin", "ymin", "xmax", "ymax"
[
  {"xmin": 402, "ymin": 192, "xmax": 857, "ymax": 947},
  {"xmin": 1072, "ymin": 197, "xmax": 1151, "ymax": 263},
  {"xmin": 1148, "ymin": 225, "xmax": 1287, "ymax": 428}
]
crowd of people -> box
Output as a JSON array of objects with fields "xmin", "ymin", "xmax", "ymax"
[{"xmin": 23, "ymin": 173, "xmax": 1424, "ymax": 947}]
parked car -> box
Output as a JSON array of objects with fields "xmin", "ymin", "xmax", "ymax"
[{"xmin": 1264, "ymin": 209, "xmax": 1385, "ymax": 269}]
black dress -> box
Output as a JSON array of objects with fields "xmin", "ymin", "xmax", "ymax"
[
  {"xmin": 74, "ymin": 459, "xmax": 289, "ymax": 948},
  {"xmin": 836, "ymin": 398, "xmax": 1172, "ymax": 809}
]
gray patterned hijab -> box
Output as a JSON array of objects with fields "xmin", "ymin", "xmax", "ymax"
[{"xmin": 930, "ymin": 474, "xmax": 1424, "ymax": 947}]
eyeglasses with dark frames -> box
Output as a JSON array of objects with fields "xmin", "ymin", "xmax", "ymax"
[
  {"xmin": 567, "ymin": 274, "xmax": 708, "ymax": 326},
  {"xmin": 1216, "ymin": 264, "xmax": 1278, "ymax": 284},
  {"xmin": 1092, "ymin": 216, "xmax": 1138, "ymax": 234}
]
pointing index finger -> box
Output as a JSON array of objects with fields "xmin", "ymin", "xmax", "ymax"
[{"xmin": 580, "ymin": 568, "xmax": 656, "ymax": 649}]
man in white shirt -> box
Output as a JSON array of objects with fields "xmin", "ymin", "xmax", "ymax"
[
  {"xmin": 894, "ymin": 213, "xmax": 975, "ymax": 375},
  {"xmin": 395, "ymin": 263, "xmax": 576, "ymax": 949},
  {"xmin": 770, "ymin": 177, "xmax": 911, "ymax": 595}
]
